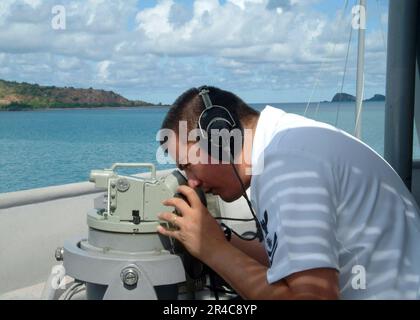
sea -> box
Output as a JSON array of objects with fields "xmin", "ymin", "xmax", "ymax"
[{"xmin": 0, "ymin": 101, "xmax": 418, "ymax": 193}]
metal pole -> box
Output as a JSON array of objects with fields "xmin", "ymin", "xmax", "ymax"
[
  {"xmin": 384, "ymin": 0, "xmax": 419, "ymax": 190},
  {"xmin": 355, "ymin": 0, "xmax": 366, "ymax": 139}
]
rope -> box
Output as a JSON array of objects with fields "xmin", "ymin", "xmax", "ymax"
[
  {"xmin": 375, "ymin": 0, "xmax": 387, "ymax": 52},
  {"xmin": 314, "ymin": 100, "xmax": 321, "ymax": 119},
  {"xmin": 304, "ymin": 0, "xmax": 349, "ymax": 117},
  {"xmin": 334, "ymin": 12, "xmax": 354, "ymax": 127}
]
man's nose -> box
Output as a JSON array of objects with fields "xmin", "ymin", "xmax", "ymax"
[{"xmin": 187, "ymin": 177, "xmax": 202, "ymax": 188}]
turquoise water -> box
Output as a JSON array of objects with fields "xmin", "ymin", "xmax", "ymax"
[{"xmin": 0, "ymin": 102, "xmax": 417, "ymax": 193}]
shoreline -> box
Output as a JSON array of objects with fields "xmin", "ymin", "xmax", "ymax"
[
  {"xmin": 0, "ymin": 100, "xmax": 385, "ymax": 112},
  {"xmin": 0, "ymin": 105, "xmax": 171, "ymax": 112}
]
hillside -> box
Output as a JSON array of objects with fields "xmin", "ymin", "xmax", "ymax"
[
  {"xmin": 331, "ymin": 92, "xmax": 356, "ymax": 102},
  {"xmin": 364, "ymin": 94, "xmax": 385, "ymax": 102},
  {"xmin": 331, "ymin": 92, "xmax": 385, "ymax": 103},
  {"xmin": 0, "ymin": 79, "xmax": 155, "ymax": 110}
]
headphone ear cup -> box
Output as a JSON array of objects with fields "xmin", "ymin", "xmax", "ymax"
[
  {"xmin": 207, "ymin": 120, "xmax": 244, "ymax": 162},
  {"xmin": 207, "ymin": 119, "xmax": 233, "ymax": 162},
  {"xmin": 198, "ymin": 105, "xmax": 244, "ymax": 162}
]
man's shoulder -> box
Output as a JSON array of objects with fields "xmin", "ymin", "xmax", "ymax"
[
  {"xmin": 263, "ymin": 126, "xmax": 347, "ymax": 158},
  {"xmin": 259, "ymin": 106, "xmax": 344, "ymax": 144}
]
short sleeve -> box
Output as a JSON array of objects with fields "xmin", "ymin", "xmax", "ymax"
[{"xmin": 254, "ymin": 149, "xmax": 340, "ymax": 284}]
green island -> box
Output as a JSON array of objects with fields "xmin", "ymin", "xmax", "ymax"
[
  {"xmin": 0, "ymin": 79, "xmax": 162, "ymax": 111},
  {"xmin": 331, "ymin": 92, "xmax": 385, "ymax": 103}
]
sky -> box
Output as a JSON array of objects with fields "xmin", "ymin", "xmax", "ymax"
[{"xmin": 0, "ymin": 0, "xmax": 389, "ymax": 104}]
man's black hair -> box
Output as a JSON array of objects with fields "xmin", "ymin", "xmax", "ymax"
[{"xmin": 160, "ymin": 86, "xmax": 259, "ymax": 141}]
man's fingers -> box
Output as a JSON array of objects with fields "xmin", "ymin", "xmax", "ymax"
[
  {"xmin": 157, "ymin": 225, "xmax": 180, "ymax": 241},
  {"xmin": 163, "ymin": 197, "xmax": 190, "ymax": 215},
  {"xmin": 158, "ymin": 212, "xmax": 182, "ymax": 226},
  {"xmin": 177, "ymin": 185, "xmax": 203, "ymax": 209}
]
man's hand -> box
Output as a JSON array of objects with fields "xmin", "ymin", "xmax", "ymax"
[{"xmin": 157, "ymin": 185, "xmax": 227, "ymax": 261}]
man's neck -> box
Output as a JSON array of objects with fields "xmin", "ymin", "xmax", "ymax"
[{"xmin": 236, "ymin": 115, "xmax": 260, "ymax": 188}]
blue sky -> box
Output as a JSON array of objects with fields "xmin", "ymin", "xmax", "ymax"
[{"xmin": 0, "ymin": 0, "xmax": 389, "ymax": 104}]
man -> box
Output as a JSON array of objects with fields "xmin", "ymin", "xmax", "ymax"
[{"xmin": 157, "ymin": 86, "xmax": 420, "ymax": 299}]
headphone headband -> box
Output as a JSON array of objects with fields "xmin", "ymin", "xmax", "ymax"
[
  {"xmin": 196, "ymin": 85, "xmax": 243, "ymax": 160},
  {"xmin": 198, "ymin": 86, "xmax": 213, "ymax": 109}
]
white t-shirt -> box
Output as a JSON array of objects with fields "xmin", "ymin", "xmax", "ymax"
[{"xmin": 250, "ymin": 105, "xmax": 420, "ymax": 299}]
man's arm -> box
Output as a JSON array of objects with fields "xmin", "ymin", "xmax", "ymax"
[
  {"xmin": 205, "ymin": 241, "xmax": 339, "ymax": 300},
  {"xmin": 230, "ymin": 234, "xmax": 270, "ymax": 267},
  {"xmin": 157, "ymin": 186, "xmax": 340, "ymax": 300}
]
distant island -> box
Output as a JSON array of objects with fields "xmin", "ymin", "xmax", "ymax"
[
  {"xmin": 331, "ymin": 93, "xmax": 356, "ymax": 102},
  {"xmin": 364, "ymin": 94, "xmax": 386, "ymax": 102},
  {"xmin": 0, "ymin": 79, "xmax": 160, "ymax": 111},
  {"xmin": 331, "ymin": 92, "xmax": 385, "ymax": 103}
]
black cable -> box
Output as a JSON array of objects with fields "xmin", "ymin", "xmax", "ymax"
[
  {"xmin": 229, "ymin": 156, "xmax": 264, "ymax": 242},
  {"xmin": 205, "ymin": 285, "xmax": 236, "ymax": 295},
  {"xmin": 231, "ymin": 228, "xmax": 258, "ymax": 241},
  {"xmin": 208, "ymin": 271, "xmax": 220, "ymax": 300},
  {"xmin": 152, "ymin": 216, "xmax": 255, "ymax": 223},
  {"xmin": 214, "ymin": 216, "xmax": 255, "ymax": 222}
]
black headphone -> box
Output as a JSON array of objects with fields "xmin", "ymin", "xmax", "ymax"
[
  {"xmin": 197, "ymin": 86, "xmax": 243, "ymax": 161},
  {"xmin": 196, "ymin": 86, "xmax": 263, "ymax": 241}
]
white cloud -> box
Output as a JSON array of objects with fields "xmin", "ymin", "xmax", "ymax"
[
  {"xmin": 23, "ymin": 0, "xmax": 41, "ymax": 7},
  {"xmin": 168, "ymin": 2, "xmax": 193, "ymax": 28},
  {"xmin": 229, "ymin": 0, "xmax": 264, "ymax": 10},
  {"xmin": 136, "ymin": 0, "xmax": 174, "ymax": 38},
  {"xmin": 97, "ymin": 60, "xmax": 112, "ymax": 80},
  {"xmin": 0, "ymin": 0, "xmax": 388, "ymax": 103}
]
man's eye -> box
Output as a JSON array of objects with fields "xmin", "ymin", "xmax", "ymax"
[
  {"xmin": 178, "ymin": 164, "xmax": 187, "ymax": 171},
  {"xmin": 179, "ymin": 164, "xmax": 190, "ymax": 171}
]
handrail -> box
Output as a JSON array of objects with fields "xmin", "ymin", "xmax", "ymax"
[
  {"xmin": 0, "ymin": 168, "xmax": 175, "ymax": 210},
  {"xmin": 0, "ymin": 182, "xmax": 100, "ymax": 210}
]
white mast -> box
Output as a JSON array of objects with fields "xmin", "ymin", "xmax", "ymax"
[{"xmin": 355, "ymin": 0, "xmax": 366, "ymax": 139}]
